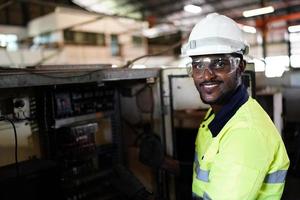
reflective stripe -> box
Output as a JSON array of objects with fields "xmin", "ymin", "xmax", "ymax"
[
  {"xmin": 264, "ymin": 170, "xmax": 287, "ymax": 183},
  {"xmin": 203, "ymin": 192, "xmax": 212, "ymax": 200},
  {"xmin": 196, "ymin": 165, "xmax": 210, "ymax": 182},
  {"xmin": 194, "ymin": 152, "xmax": 210, "ymax": 182}
]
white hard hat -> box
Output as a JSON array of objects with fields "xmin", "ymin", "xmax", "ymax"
[{"xmin": 185, "ymin": 13, "xmax": 249, "ymax": 56}]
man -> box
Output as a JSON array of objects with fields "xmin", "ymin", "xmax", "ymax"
[{"xmin": 184, "ymin": 13, "xmax": 290, "ymax": 200}]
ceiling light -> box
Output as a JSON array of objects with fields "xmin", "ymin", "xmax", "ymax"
[
  {"xmin": 88, "ymin": 4, "xmax": 114, "ymax": 14},
  {"xmin": 72, "ymin": 0, "xmax": 101, "ymax": 7},
  {"xmin": 243, "ymin": 6, "xmax": 274, "ymax": 17},
  {"xmin": 142, "ymin": 24, "xmax": 178, "ymax": 38},
  {"xmin": 288, "ymin": 25, "xmax": 300, "ymax": 33},
  {"xmin": 241, "ymin": 25, "xmax": 256, "ymax": 34},
  {"xmin": 184, "ymin": 4, "xmax": 202, "ymax": 14}
]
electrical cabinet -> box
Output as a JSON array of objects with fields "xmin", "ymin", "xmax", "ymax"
[
  {"xmin": 34, "ymin": 83, "xmax": 125, "ymax": 199},
  {"xmin": 0, "ymin": 68, "xmax": 167, "ymax": 200}
]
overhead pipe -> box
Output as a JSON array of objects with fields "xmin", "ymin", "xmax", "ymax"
[{"xmin": 255, "ymin": 12, "xmax": 300, "ymax": 27}]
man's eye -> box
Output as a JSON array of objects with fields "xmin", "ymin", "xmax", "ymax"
[
  {"xmin": 214, "ymin": 60, "xmax": 226, "ymax": 68},
  {"xmin": 192, "ymin": 62, "xmax": 204, "ymax": 69}
]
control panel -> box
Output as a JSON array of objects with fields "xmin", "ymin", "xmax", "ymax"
[
  {"xmin": 54, "ymin": 86, "xmax": 115, "ymax": 119},
  {"xmin": 56, "ymin": 123, "xmax": 98, "ymax": 161}
]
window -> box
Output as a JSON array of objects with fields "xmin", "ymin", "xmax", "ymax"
[
  {"xmin": 33, "ymin": 32, "xmax": 52, "ymax": 45},
  {"xmin": 265, "ymin": 55, "xmax": 289, "ymax": 77},
  {"xmin": 64, "ymin": 30, "xmax": 74, "ymax": 42},
  {"xmin": 290, "ymin": 32, "xmax": 300, "ymax": 68},
  {"xmin": 0, "ymin": 34, "xmax": 18, "ymax": 51},
  {"xmin": 63, "ymin": 30, "xmax": 105, "ymax": 46},
  {"xmin": 132, "ymin": 36, "xmax": 143, "ymax": 47},
  {"xmin": 111, "ymin": 34, "xmax": 120, "ymax": 56},
  {"xmin": 96, "ymin": 34, "xmax": 105, "ymax": 46}
]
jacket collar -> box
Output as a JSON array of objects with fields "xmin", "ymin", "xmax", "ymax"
[{"xmin": 208, "ymin": 85, "xmax": 249, "ymax": 137}]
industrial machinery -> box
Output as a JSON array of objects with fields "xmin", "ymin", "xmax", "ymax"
[
  {"xmin": 0, "ymin": 68, "xmax": 159, "ymax": 200},
  {"xmin": 36, "ymin": 83, "xmax": 152, "ymax": 199}
]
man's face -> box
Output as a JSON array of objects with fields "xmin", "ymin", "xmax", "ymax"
[{"xmin": 190, "ymin": 54, "xmax": 244, "ymax": 105}]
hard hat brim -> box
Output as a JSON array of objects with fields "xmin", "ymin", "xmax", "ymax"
[{"xmin": 185, "ymin": 37, "xmax": 249, "ymax": 56}]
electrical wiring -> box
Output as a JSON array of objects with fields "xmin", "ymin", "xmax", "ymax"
[
  {"xmin": 119, "ymin": 83, "xmax": 156, "ymax": 148},
  {"xmin": 124, "ymin": 39, "xmax": 184, "ymax": 68},
  {"xmin": 135, "ymin": 85, "xmax": 154, "ymax": 114},
  {"xmin": 0, "ymin": 116, "xmax": 19, "ymax": 176}
]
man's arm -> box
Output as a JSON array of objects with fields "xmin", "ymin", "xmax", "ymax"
[{"xmin": 204, "ymin": 129, "xmax": 270, "ymax": 200}]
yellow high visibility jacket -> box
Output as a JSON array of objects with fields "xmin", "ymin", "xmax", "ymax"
[{"xmin": 192, "ymin": 97, "xmax": 290, "ymax": 200}]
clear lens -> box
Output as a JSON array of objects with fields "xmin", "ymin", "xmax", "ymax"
[{"xmin": 188, "ymin": 56, "xmax": 240, "ymax": 78}]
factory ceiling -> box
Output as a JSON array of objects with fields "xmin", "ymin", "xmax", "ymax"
[{"xmin": 1, "ymin": 0, "xmax": 300, "ymax": 34}]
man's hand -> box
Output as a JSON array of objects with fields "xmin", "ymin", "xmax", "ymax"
[{"xmin": 161, "ymin": 156, "xmax": 180, "ymax": 174}]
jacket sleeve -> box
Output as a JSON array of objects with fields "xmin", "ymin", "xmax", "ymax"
[{"xmin": 204, "ymin": 128, "xmax": 273, "ymax": 200}]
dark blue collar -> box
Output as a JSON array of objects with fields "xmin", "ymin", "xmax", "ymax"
[{"xmin": 208, "ymin": 85, "xmax": 249, "ymax": 137}]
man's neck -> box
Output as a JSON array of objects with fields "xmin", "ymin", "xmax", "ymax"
[
  {"xmin": 208, "ymin": 85, "xmax": 249, "ymax": 137},
  {"xmin": 211, "ymin": 104, "xmax": 222, "ymax": 114},
  {"xmin": 210, "ymin": 85, "xmax": 241, "ymax": 114}
]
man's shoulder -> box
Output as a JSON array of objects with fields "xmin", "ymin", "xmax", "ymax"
[
  {"xmin": 232, "ymin": 97, "xmax": 272, "ymax": 124},
  {"xmin": 223, "ymin": 97, "xmax": 281, "ymax": 141}
]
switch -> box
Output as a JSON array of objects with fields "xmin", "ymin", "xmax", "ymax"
[
  {"xmin": 13, "ymin": 97, "xmax": 30, "ymax": 120},
  {"xmin": 14, "ymin": 99, "xmax": 25, "ymax": 109}
]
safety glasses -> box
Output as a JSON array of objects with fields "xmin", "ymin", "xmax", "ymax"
[{"xmin": 187, "ymin": 55, "xmax": 240, "ymax": 78}]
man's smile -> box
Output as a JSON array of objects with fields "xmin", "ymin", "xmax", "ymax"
[{"xmin": 199, "ymin": 81, "xmax": 223, "ymax": 91}]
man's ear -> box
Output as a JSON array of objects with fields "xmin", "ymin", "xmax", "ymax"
[{"xmin": 238, "ymin": 59, "xmax": 246, "ymax": 73}]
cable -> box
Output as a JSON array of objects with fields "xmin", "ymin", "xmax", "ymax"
[
  {"xmin": 124, "ymin": 39, "xmax": 184, "ymax": 68},
  {"xmin": 135, "ymin": 85, "xmax": 155, "ymax": 125},
  {"xmin": 0, "ymin": 116, "xmax": 19, "ymax": 176}
]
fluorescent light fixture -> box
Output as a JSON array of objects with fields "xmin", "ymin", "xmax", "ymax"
[
  {"xmin": 243, "ymin": 6, "xmax": 274, "ymax": 17},
  {"xmin": 288, "ymin": 25, "xmax": 300, "ymax": 33},
  {"xmin": 240, "ymin": 25, "xmax": 257, "ymax": 34},
  {"xmin": 72, "ymin": 0, "xmax": 100, "ymax": 7},
  {"xmin": 143, "ymin": 24, "xmax": 178, "ymax": 38},
  {"xmin": 184, "ymin": 4, "xmax": 202, "ymax": 14},
  {"xmin": 88, "ymin": 4, "xmax": 114, "ymax": 14}
]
